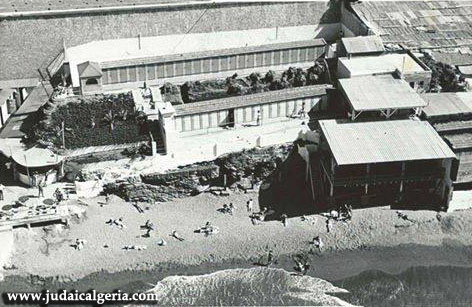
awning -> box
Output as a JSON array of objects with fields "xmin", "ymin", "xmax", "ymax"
[{"xmin": 12, "ymin": 147, "xmax": 63, "ymax": 168}]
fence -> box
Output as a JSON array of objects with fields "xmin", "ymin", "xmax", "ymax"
[{"xmin": 63, "ymin": 142, "xmax": 146, "ymax": 158}]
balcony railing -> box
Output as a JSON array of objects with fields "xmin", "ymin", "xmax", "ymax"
[{"xmin": 319, "ymin": 161, "xmax": 445, "ymax": 187}]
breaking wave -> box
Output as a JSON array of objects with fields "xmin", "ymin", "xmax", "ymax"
[{"xmin": 136, "ymin": 267, "xmax": 353, "ymax": 306}]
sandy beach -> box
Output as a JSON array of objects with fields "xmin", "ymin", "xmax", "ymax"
[{"xmin": 3, "ymin": 191, "xmax": 472, "ymax": 285}]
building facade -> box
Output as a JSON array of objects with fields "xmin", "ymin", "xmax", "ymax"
[{"xmin": 311, "ymin": 119, "xmax": 458, "ymax": 211}]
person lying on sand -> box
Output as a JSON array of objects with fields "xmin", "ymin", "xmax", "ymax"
[
  {"xmin": 170, "ymin": 230, "xmax": 185, "ymax": 241},
  {"xmin": 396, "ymin": 211, "xmax": 415, "ymax": 223},
  {"xmin": 195, "ymin": 222, "xmax": 219, "ymax": 236},
  {"xmin": 217, "ymin": 204, "xmax": 230, "ymax": 214},
  {"xmin": 132, "ymin": 201, "xmax": 145, "ymax": 214},
  {"xmin": 123, "ymin": 245, "xmax": 147, "ymax": 251}
]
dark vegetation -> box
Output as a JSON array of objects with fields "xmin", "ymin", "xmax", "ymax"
[
  {"xmin": 161, "ymin": 63, "xmax": 329, "ymax": 105},
  {"xmin": 422, "ymin": 53, "xmax": 467, "ymax": 92},
  {"xmin": 28, "ymin": 93, "xmax": 149, "ymax": 150}
]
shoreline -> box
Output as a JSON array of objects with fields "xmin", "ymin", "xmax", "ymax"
[
  {"xmin": 1, "ymin": 192, "xmax": 472, "ymax": 290},
  {"xmin": 1, "ymin": 242, "xmax": 472, "ymax": 294}
]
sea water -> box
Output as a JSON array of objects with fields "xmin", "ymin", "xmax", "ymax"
[
  {"xmin": 135, "ymin": 267, "xmax": 352, "ymax": 306},
  {"xmin": 333, "ymin": 266, "xmax": 472, "ymax": 307}
]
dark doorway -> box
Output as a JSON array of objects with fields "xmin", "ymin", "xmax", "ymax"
[{"xmin": 227, "ymin": 108, "xmax": 235, "ymax": 128}]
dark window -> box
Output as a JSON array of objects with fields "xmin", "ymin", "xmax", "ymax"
[{"xmin": 86, "ymin": 78, "xmax": 98, "ymax": 85}]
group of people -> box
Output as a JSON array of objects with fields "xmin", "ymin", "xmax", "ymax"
[
  {"xmin": 250, "ymin": 207, "xmax": 268, "ymax": 225},
  {"xmin": 195, "ymin": 221, "xmax": 219, "ymax": 236},
  {"xmin": 74, "ymin": 238, "xmax": 87, "ymax": 250},
  {"xmin": 106, "ymin": 217, "xmax": 125, "ymax": 229},
  {"xmin": 218, "ymin": 203, "xmax": 236, "ymax": 215}
]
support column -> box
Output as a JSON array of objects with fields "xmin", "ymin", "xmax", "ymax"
[
  {"xmin": 365, "ymin": 164, "xmax": 370, "ymax": 194},
  {"xmin": 399, "ymin": 162, "xmax": 405, "ymax": 200}
]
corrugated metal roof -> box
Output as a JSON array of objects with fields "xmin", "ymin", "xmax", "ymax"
[
  {"xmin": 341, "ymin": 35, "xmax": 385, "ymax": 55},
  {"xmin": 338, "ymin": 75, "xmax": 427, "ymax": 111},
  {"xmin": 174, "ymin": 84, "xmax": 331, "ymax": 117},
  {"xmin": 432, "ymin": 52, "xmax": 472, "ymax": 66},
  {"xmin": 421, "ymin": 92, "xmax": 472, "ymax": 118},
  {"xmin": 351, "ymin": 1, "xmax": 472, "ymax": 57},
  {"xmin": 319, "ymin": 119, "xmax": 456, "ymax": 166}
]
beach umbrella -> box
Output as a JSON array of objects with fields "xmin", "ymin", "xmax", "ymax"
[{"xmin": 43, "ymin": 199, "xmax": 55, "ymax": 206}]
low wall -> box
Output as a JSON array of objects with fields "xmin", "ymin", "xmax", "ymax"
[{"xmin": 63, "ymin": 142, "xmax": 145, "ymax": 158}]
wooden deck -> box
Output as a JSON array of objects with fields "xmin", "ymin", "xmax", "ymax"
[{"xmin": 0, "ymin": 205, "xmax": 70, "ymax": 229}]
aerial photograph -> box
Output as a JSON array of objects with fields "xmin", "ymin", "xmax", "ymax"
[{"xmin": 0, "ymin": 0, "xmax": 472, "ymax": 306}]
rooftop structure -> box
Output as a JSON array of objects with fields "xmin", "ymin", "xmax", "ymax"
[
  {"xmin": 338, "ymin": 75, "xmax": 427, "ymax": 119},
  {"xmin": 338, "ymin": 35, "xmax": 385, "ymax": 57},
  {"xmin": 313, "ymin": 118, "xmax": 457, "ymax": 210},
  {"xmin": 66, "ymin": 25, "xmax": 324, "ymax": 88},
  {"xmin": 421, "ymin": 92, "xmax": 472, "ymax": 121},
  {"xmin": 319, "ymin": 119, "xmax": 456, "ymax": 166},
  {"xmin": 350, "ymin": 0, "xmax": 472, "ymax": 65},
  {"xmin": 338, "ymin": 53, "xmax": 426, "ymax": 78}
]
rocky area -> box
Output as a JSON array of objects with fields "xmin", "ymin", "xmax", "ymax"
[{"xmin": 102, "ymin": 144, "xmax": 293, "ymax": 203}]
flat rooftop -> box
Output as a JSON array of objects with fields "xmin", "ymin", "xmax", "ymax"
[
  {"xmin": 340, "ymin": 35, "xmax": 384, "ymax": 55},
  {"xmin": 67, "ymin": 24, "xmax": 322, "ymax": 86},
  {"xmin": 67, "ymin": 25, "xmax": 320, "ymax": 65},
  {"xmin": 338, "ymin": 53, "xmax": 426, "ymax": 77},
  {"xmin": 0, "ymin": 0, "xmax": 199, "ymax": 14},
  {"xmin": 319, "ymin": 119, "xmax": 456, "ymax": 166},
  {"xmin": 421, "ymin": 92, "xmax": 472, "ymax": 119},
  {"xmin": 338, "ymin": 75, "xmax": 427, "ymax": 112}
]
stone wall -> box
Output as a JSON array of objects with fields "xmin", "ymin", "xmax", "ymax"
[
  {"xmin": 1, "ymin": 2, "xmax": 333, "ymax": 81},
  {"xmin": 105, "ymin": 163, "xmax": 220, "ymax": 202}
]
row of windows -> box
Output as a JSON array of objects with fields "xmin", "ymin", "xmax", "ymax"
[
  {"xmin": 175, "ymin": 97, "xmax": 322, "ymax": 132},
  {"xmin": 102, "ymin": 47, "xmax": 323, "ymax": 84}
]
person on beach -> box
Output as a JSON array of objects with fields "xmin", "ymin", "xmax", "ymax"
[
  {"xmin": 158, "ymin": 239, "xmax": 167, "ymax": 246},
  {"xmin": 312, "ymin": 236, "xmax": 324, "ymax": 252},
  {"xmin": 38, "ymin": 182, "xmax": 44, "ymax": 198},
  {"xmin": 75, "ymin": 238, "xmax": 86, "ymax": 250},
  {"xmin": 293, "ymin": 254, "xmax": 310, "ymax": 275},
  {"xmin": 247, "ymin": 199, "xmax": 253, "ymax": 212},
  {"xmin": 0, "ymin": 184, "xmax": 4, "ymax": 201},
  {"xmin": 115, "ymin": 217, "xmax": 125, "ymax": 229},
  {"xmin": 280, "ymin": 213, "xmax": 288, "ymax": 227},
  {"xmin": 54, "ymin": 188, "xmax": 64, "ymax": 204},
  {"xmin": 133, "ymin": 201, "xmax": 145, "ymax": 214},
  {"xmin": 143, "ymin": 220, "xmax": 155, "ymax": 237},
  {"xmin": 170, "ymin": 230, "xmax": 185, "ymax": 241},
  {"xmin": 228, "ymin": 203, "xmax": 234, "ymax": 215},
  {"xmin": 326, "ymin": 218, "xmax": 333, "ymax": 233},
  {"xmin": 105, "ymin": 194, "xmax": 110, "ymax": 204}
]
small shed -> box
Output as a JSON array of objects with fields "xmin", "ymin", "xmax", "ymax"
[
  {"xmin": 78, "ymin": 61, "xmax": 103, "ymax": 95},
  {"xmin": 11, "ymin": 148, "xmax": 64, "ymax": 186},
  {"xmin": 338, "ymin": 35, "xmax": 385, "ymax": 58}
]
